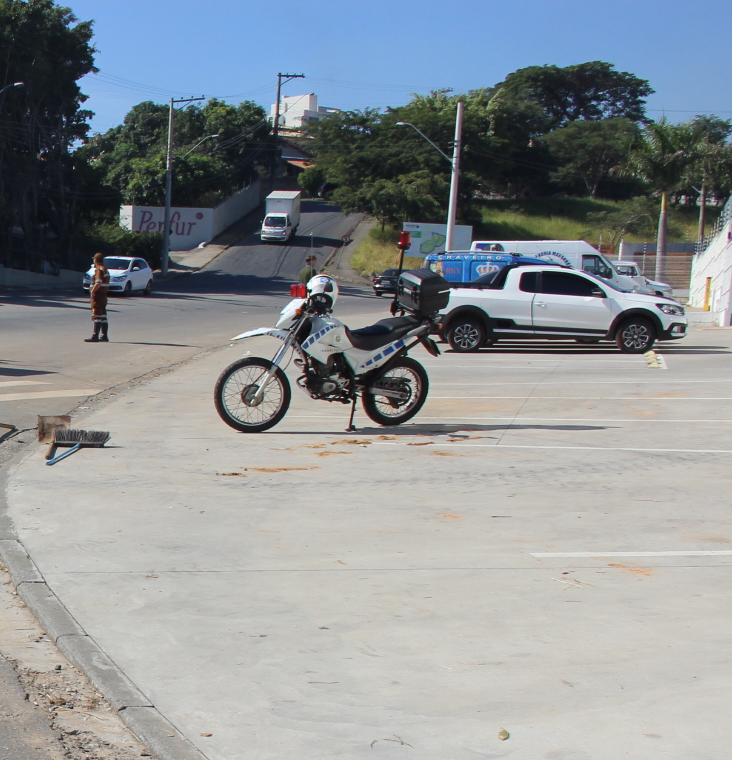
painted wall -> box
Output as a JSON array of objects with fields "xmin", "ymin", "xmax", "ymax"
[
  {"xmin": 120, "ymin": 181, "xmax": 261, "ymax": 251},
  {"xmin": 689, "ymin": 220, "xmax": 732, "ymax": 326}
]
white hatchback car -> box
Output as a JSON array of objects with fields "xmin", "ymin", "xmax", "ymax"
[{"xmin": 83, "ymin": 256, "xmax": 153, "ymax": 296}]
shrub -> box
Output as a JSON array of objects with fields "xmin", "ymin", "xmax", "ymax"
[{"xmin": 77, "ymin": 223, "xmax": 163, "ymax": 270}]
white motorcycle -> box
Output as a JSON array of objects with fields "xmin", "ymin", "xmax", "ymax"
[{"xmin": 214, "ymin": 272, "xmax": 449, "ymax": 432}]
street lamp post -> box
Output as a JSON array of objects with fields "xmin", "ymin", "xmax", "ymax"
[
  {"xmin": 181, "ymin": 134, "xmax": 219, "ymax": 159},
  {"xmin": 161, "ymin": 96, "xmax": 205, "ymax": 278},
  {"xmin": 0, "ymin": 82, "xmax": 23, "ymax": 96},
  {"xmin": 396, "ymin": 101, "xmax": 463, "ymax": 252}
]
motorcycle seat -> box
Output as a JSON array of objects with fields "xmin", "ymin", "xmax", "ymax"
[{"xmin": 347, "ymin": 316, "xmax": 420, "ymax": 351}]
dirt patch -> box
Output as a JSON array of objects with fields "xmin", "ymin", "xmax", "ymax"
[
  {"xmin": 406, "ymin": 442, "xmax": 433, "ymax": 447},
  {"xmin": 608, "ymin": 563, "xmax": 653, "ymax": 576},
  {"xmin": 247, "ymin": 466, "xmax": 319, "ymax": 473},
  {"xmin": 0, "ymin": 566, "xmax": 150, "ymax": 760},
  {"xmin": 331, "ymin": 439, "xmax": 372, "ymax": 445},
  {"xmin": 316, "ymin": 451, "xmax": 352, "ymax": 457}
]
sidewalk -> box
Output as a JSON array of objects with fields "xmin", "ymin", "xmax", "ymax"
[{"xmin": 3, "ymin": 330, "xmax": 732, "ymax": 759}]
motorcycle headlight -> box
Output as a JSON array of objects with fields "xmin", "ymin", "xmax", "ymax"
[{"xmin": 657, "ymin": 303, "xmax": 684, "ymax": 316}]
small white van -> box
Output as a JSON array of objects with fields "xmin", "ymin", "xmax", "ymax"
[
  {"xmin": 470, "ymin": 239, "xmax": 650, "ymax": 294},
  {"xmin": 611, "ymin": 260, "xmax": 674, "ymax": 299}
]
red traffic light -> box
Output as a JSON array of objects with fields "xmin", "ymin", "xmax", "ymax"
[{"xmin": 397, "ymin": 231, "xmax": 411, "ymax": 250}]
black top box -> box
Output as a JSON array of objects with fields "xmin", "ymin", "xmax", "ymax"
[{"xmin": 396, "ymin": 268, "xmax": 450, "ymax": 316}]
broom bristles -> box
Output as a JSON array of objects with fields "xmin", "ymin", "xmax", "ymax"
[{"xmin": 54, "ymin": 428, "xmax": 110, "ymax": 445}]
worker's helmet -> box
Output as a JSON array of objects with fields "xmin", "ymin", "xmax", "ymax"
[{"xmin": 307, "ymin": 275, "xmax": 338, "ymax": 311}]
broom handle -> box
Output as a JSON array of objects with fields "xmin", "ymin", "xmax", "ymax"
[{"xmin": 46, "ymin": 444, "xmax": 81, "ymax": 466}]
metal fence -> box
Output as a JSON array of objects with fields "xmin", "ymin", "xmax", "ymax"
[{"xmin": 697, "ymin": 195, "xmax": 732, "ymax": 253}]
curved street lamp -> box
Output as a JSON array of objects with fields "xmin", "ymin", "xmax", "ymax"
[
  {"xmin": 0, "ymin": 82, "xmax": 24, "ymax": 96},
  {"xmin": 181, "ymin": 133, "xmax": 219, "ymax": 159},
  {"xmin": 396, "ymin": 101, "xmax": 463, "ymax": 251}
]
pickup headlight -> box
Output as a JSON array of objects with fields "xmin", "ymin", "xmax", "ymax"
[{"xmin": 657, "ymin": 303, "xmax": 684, "ymax": 316}]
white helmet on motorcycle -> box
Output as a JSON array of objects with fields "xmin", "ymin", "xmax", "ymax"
[{"xmin": 307, "ymin": 274, "xmax": 339, "ymax": 311}]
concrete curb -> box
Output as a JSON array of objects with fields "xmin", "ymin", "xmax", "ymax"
[{"xmin": 0, "ymin": 465, "xmax": 209, "ymax": 760}]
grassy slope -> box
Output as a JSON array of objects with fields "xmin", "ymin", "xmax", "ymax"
[
  {"xmin": 350, "ymin": 198, "xmax": 716, "ymax": 275},
  {"xmin": 475, "ymin": 197, "xmax": 709, "ymax": 244}
]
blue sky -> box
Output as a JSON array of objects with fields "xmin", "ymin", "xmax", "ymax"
[{"xmin": 68, "ymin": 0, "xmax": 732, "ymax": 134}]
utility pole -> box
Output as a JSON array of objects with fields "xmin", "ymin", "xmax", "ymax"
[
  {"xmin": 271, "ymin": 72, "xmax": 304, "ymax": 185},
  {"xmin": 161, "ymin": 96, "xmax": 205, "ymax": 277},
  {"xmin": 396, "ymin": 100, "xmax": 463, "ymax": 252},
  {"xmin": 445, "ymin": 101, "xmax": 463, "ymax": 252}
]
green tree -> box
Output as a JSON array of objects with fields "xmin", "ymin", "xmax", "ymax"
[
  {"xmin": 307, "ymin": 94, "xmax": 486, "ymax": 227},
  {"xmin": 679, "ymin": 116, "xmax": 732, "ymax": 244},
  {"xmin": 297, "ymin": 166, "xmax": 325, "ymax": 197},
  {"xmin": 79, "ymin": 98, "xmax": 270, "ymax": 207},
  {"xmin": 543, "ymin": 118, "xmax": 639, "ymax": 197},
  {"xmin": 620, "ymin": 118, "xmax": 706, "ymax": 278},
  {"xmin": 0, "ymin": 0, "xmax": 96, "ymax": 270},
  {"xmin": 488, "ymin": 62, "xmax": 653, "ymax": 131},
  {"xmin": 585, "ymin": 196, "xmax": 663, "ymax": 249}
]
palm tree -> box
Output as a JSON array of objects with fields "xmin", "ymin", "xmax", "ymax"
[{"xmin": 621, "ymin": 119, "xmax": 705, "ymax": 280}]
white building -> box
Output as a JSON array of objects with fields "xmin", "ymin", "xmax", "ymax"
[
  {"xmin": 689, "ymin": 196, "xmax": 732, "ymax": 325},
  {"xmin": 270, "ymin": 94, "xmax": 339, "ymax": 130}
]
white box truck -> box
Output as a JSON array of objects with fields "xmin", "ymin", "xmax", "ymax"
[
  {"xmin": 261, "ymin": 191, "xmax": 301, "ymax": 243},
  {"xmin": 470, "ymin": 239, "xmax": 649, "ymax": 293}
]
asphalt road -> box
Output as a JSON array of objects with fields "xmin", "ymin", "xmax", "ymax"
[{"xmin": 0, "ymin": 201, "xmax": 377, "ymax": 437}]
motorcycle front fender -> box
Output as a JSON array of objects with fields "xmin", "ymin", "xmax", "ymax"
[{"xmin": 230, "ymin": 327, "xmax": 290, "ymax": 342}]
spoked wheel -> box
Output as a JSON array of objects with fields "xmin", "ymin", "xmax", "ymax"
[
  {"xmin": 214, "ymin": 357, "xmax": 291, "ymax": 432},
  {"xmin": 363, "ymin": 357, "xmax": 429, "ymax": 426},
  {"xmin": 615, "ymin": 317, "xmax": 656, "ymax": 353},
  {"xmin": 447, "ymin": 317, "xmax": 486, "ymax": 352}
]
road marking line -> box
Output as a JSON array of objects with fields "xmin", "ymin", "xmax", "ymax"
[
  {"xmin": 531, "ymin": 551, "xmax": 732, "ymax": 558},
  {"xmin": 411, "ymin": 416, "xmax": 732, "ymax": 423},
  {"xmin": 0, "ymin": 389, "xmax": 100, "ymax": 402},
  {"xmin": 429, "ymin": 379, "xmax": 728, "ymax": 385},
  {"xmin": 428, "ymin": 397, "xmax": 732, "ymax": 400},
  {"xmin": 0, "ymin": 381, "xmax": 49, "ymax": 388},
  {"xmin": 371, "ymin": 442, "xmax": 732, "ymax": 453}
]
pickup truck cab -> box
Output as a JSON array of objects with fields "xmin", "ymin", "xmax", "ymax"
[{"xmin": 438, "ymin": 263, "xmax": 687, "ymax": 353}]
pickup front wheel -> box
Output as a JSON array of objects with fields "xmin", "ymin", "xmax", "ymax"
[
  {"xmin": 447, "ymin": 317, "xmax": 486, "ymax": 352},
  {"xmin": 616, "ymin": 317, "xmax": 656, "ymax": 353}
]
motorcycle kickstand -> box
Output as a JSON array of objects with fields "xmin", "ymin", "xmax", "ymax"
[{"xmin": 346, "ymin": 395, "xmax": 358, "ymax": 433}]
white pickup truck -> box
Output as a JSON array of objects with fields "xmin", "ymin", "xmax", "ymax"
[{"xmin": 437, "ymin": 262, "xmax": 687, "ymax": 354}]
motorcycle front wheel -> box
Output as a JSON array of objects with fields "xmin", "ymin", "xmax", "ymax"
[
  {"xmin": 363, "ymin": 356, "xmax": 429, "ymax": 426},
  {"xmin": 214, "ymin": 357, "xmax": 291, "ymax": 432}
]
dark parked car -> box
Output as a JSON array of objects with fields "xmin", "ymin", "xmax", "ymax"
[{"xmin": 372, "ymin": 268, "xmax": 400, "ymax": 297}]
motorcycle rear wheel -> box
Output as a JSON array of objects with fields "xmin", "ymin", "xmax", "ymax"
[
  {"xmin": 363, "ymin": 357, "xmax": 429, "ymax": 426},
  {"xmin": 214, "ymin": 357, "xmax": 291, "ymax": 432}
]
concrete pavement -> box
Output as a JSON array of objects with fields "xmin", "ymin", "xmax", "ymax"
[{"xmin": 3, "ymin": 325, "xmax": 732, "ymax": 760}]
